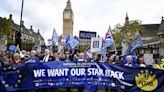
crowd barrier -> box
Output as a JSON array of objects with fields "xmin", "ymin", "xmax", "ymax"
[{"xmin": 0, "ymin": 62, "xmax": 163, "ymax": 92}]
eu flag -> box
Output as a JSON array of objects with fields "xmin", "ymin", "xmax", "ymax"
[
  {"xmin": 66, "ymin": 34, "xmax": 71, "ymax": 43},
  {"xmin": 125, "ymin": 34, "xmax": 142, "ymax": 55}
]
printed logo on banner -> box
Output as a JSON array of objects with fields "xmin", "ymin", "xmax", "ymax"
[{"xmin": 135, "ymin": 70, "xmax": 158, "ymax": 91}]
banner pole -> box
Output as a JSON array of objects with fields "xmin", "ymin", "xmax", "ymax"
[
  {"xmin": 101, "ymin": 38, "xmax": 103, "ymax": 62},
  {"xmin": 112, "ymin": 39, "xmax": 118, "ymax": 54},
  {"xmin": 84, "ymin": 45, "xmax": 90, "ymax": 53},
  {"xmin": 108, "ymin": 25, "xmax": 117, "ymax": 54}
]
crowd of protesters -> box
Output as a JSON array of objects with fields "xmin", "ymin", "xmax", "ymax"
[
  {"xmin": 0, "ymin": 49, "xmax": 164, "ymax": 70},
  {"xmin": 0, "ymin": 47, "xmax": 164, "ymax": 69},
  {"xmin": 0, "ymin": 47, "xmax": 164, "ymax": 92}
]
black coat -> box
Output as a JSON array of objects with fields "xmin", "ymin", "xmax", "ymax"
[{"xmin": 41, "ymin": 55, "xmax": 55, "ymax": 62}]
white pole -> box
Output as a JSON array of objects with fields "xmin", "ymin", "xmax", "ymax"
[{"xmin": 108, "ymin": 25, "xmax": 118, "ymax": 54}]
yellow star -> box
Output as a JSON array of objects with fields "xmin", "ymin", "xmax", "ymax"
[
  {"xmin": 5, "ymin": 84, "xmax": 9, "ymax": 87},
  {"xmin": 16, "ymin": 70, "xmax": 20, "ymax": 73},
  {"xmin": 2, "ymin": 81, "xmax": 5, "ymax": 84},
  {"xmin": 18, "ymin": 75, "xmax": 22, "ymax": 78},
  {"xmin": 3, "ymin": 68, "xmax": 6, "ymax": 71},
  {"xmin": 17, "ymin": 80, "xmax": 21, "ymax": 83},
  {"xmin": 15, "ymin": 84, "xmax": 18, "ymax": 87},
  {"xmin": 35, "ymin": 83, "xmax": 39, "ymax": 87},
  {"xmin": 12, "ymin": 67, "xmax": 16, "ymax": 70},
  {"xmin": 8, "ymin": 67, "xmax": 12, "ymax": 69}
]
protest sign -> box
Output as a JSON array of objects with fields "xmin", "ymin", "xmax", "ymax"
[
  {"xmin": 144, "ymin": 54, "xmax": 154, "ymax": 65},
  {"xmin": 79, "ymin": 31, "xmax": 96, "ymax": 39},
  {"xmin": 67, "ymin": 36, "xmax": 80, "ymax": 50},
  {"xmin": 91, "ymin": 37, "xmax": 102, "ymax": 53}
]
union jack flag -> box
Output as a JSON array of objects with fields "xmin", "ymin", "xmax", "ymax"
[{"xmin": 104, "ymin": 31, "xmax": 113, "ymax": 48}]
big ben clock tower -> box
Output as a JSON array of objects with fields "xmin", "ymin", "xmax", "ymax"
[{"xmin": 63, "ymin": 0, "xmax": 74, "ymax": 39}]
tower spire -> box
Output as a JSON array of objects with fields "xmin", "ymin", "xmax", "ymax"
[
  {"xmin": 65, "ymin": 0, "xmax": 71, "ymax": 9},
  {"xmin": 125, "ymin": 12, "xmax": 129, "ymax": 24}
]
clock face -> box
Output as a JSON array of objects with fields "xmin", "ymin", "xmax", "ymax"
[{"xmin": 64, "ymin": 12, "xmax": 70, "ymax": 19}]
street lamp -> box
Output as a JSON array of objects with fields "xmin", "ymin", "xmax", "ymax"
[{"xmin": 15, "ymin": 0, "xmax": 24, "ymax": 50}]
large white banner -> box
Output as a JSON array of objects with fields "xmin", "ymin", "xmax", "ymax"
[{"xmin": 91, "ymin": 37, "xmax": 102, "ymax": 53}]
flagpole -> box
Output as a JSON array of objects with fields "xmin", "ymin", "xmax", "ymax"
[
  {"xmin": 101, "ymin": 37, "xmax": 104, "ymax": 62},
  {"xmin": 108, "ymin": 25, "xmax": 118, "ymax": 54},
  {"xmin": 112, "ymin": 37, "xmax": 118, "ymax": 54},
  {"xmin": 84, "ymin": 45, "xmax": 90, "ymax": 53}
]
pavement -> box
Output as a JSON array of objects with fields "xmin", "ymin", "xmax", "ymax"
[{"xmin": 57, "ymin": 87, "xmax": 110, "ymax": 92}]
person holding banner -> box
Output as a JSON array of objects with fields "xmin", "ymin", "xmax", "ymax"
[
  {"xmin": 90, "ymin": 53, "xmax": 98, "ymax": 62},
  {"xmin": 77, "ymin": 53, "xmax": 87, "ymax": 62},
  {"xmin": 161, "ymin": 58, "xmax": 164, "ymax": 69},
  {"xmin": 53, "ymin": 52, "xmax": 60, "ymax": 61},
  {"xmin": 59, "ymin": 52, "xmax": 66, "ymax": 61},
  {"xmin": 65, "ymin": 51, "xmax": 71, "ymax": 62},
  {"xmin": 112, "ymin": 55, "xmax": 120, "ymax": 64},
  {"xmin": 137, "ymin": 57, "xmax": 146, "ymax": 67},
  {"xmin": 12, "ymin": 53, "xmax": 24, "ymax": 64},
  {"xmin": 26, "ymin": 50, "xmax": 39, "ymax": 63},
  {"xmin": 76, "ymin": 52, "xmax": 86, "ymax": 92},
  {"xmin": 74, "ymin": 52, "xmax": 80, "ymax": 61},
  {"xmin": 124, "ymin": 55, "xmax": 136, "ymax": 67},
  {"xmin": 106, "ymin": 56, "xmax": 113, "ymax": 64},
  {"xmin": 41, "ymin": 49, "xmax": 54, "ymax": 62},
  {"xmin": 153, "ymin": 58, "xmax": 164, "ymax": 70},
  {"xmin": 96, "ymin": 54, "xmax": 102, "ymax": 63}
]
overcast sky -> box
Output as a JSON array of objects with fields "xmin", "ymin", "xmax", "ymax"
[{"xmin": 0, "ymin": 0, "xmax": 164, "ymax": 43}]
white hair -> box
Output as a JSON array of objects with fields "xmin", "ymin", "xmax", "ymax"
[
  {"xmin": 14, "ymin": 53, "xmax": 20, "ymax": 57},
  {"xmin": 126, "ymin": 55, "xmax": 132, "ymax": 60},
  {"xmin": 45, "ymin": 49, "xmax": 50, "ymax": 52},
  {"xmin": 31, "ymin": 50, "xmax": 37, "ymax": 54}
]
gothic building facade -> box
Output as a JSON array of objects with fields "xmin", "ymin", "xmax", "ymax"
[
  {"xmin": 141, "ymin": 17, "xmax": 164, "ymax": 57},
  {"xmin": 122, "ymin": 13, "xmax": 164, "ymax": 57},
  {"xmin": 0, "ymin": 14, "xmax": 45, "ymax": 51}
]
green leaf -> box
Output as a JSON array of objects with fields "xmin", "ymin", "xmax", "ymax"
[{"xmin": 112, "ymin": 20, "xmax": 145, "ymax": 47}]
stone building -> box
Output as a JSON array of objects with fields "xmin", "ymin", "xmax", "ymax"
[
  {"xmin": 0, "ymin": 14, "xmax": 44, "ymax": 51},
  {"xmin": 141, "ymin": 17, "xmax": 164, "ymax": 57},
  {"xmin": 114, "ymin": 14, "xmax": 164, "ymax": 57},
  {"xmin": 121, "ymin": 13, "xmax": 164, "ymax": 57}
]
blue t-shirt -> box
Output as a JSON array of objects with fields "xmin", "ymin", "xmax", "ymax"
[
  {"xmin": 28, "ymin": 56, "xmax": 40, "ymax": 63},
  {"xmin": 65, "ymin": 58, "xmax": 71, "ymax": 62}
]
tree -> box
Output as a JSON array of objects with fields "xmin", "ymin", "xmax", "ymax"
[
  {"xmin": 112, "ymin": 20, "xmax": 144, "ymax": 47},
  {"xmin": 0, "ymin": 17, "xmax": 13, "ymax": 38},
  {"xmin": 112, "ymin": 32, "xmax": 123, "ymax": 47}
]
